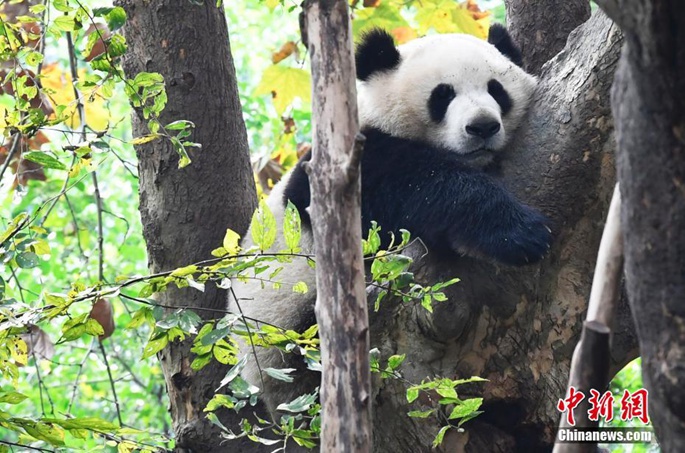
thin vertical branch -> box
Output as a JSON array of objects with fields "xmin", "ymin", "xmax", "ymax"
[
  {"xmin": 553, "ymin": 184, "xmax": 623, "ymax": 452},
  {"xmin": 304, "ymin": 0, "xmax": 370, "ymax": 451},
  {"xmin": 0, "ymin": 134, "xmax": 22, "ymax": 184},
  {"xmin": 98, "ymin": 340, "xmax": 124, "ymax": 426},
  {"xmin": 68, "ymin": 339, "xmax": 95, "ymax": 413}
]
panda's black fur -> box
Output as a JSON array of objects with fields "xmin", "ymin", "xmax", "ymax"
[{"xmin": 285, "ymin": 127, "xmax": 550, "ymax": 266}]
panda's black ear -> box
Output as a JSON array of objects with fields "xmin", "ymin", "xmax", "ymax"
[
  {"xmin": 355, "ymin": 29, "xmax": 401, "ymax": 81},
  {"xmin": 488, "ymin": 23, "xmax": 524, "ymax": 68}
]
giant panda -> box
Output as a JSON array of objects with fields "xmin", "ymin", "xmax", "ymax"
[{"xmin": 229, "ymin": 24, "xmax": 550, "ymax": 415}]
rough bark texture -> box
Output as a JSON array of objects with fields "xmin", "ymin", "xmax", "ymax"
[
  {"xmin": 505, "ymin": 0, "xmax": 591, "ymax": 74},
  {"xmin": 304, "ymin": 1, "xmax": 371, "ymax": 450},
  {"xmin": 368, "ymin": 11, "xmax": 639, "ymax": 452},
  {"xmin": 595, "ymin": 1, "xmax": 685, "ymax": 450},
  {"xmin": 117, "ymin": 1, "xmax": 257, "ymax": 451}
]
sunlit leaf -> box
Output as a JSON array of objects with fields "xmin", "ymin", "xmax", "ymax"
[{"xmin": 254, "ymin": 65, "xmax": 311, "ymax": 115}]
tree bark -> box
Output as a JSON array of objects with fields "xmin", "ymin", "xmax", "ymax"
[
  {"xmin": 594, "ymin": 1, "xmax": 685, "ymax": 450},
  {"xmin": 304, "ymin": 1, "xmax": 371, "ymax": 451},
  {"xmin": 118, "ymin": 1, "xmax": 257, "ymax": 451},
  {"xmin": 369, "ymin": 11, "xmax": 639, "ymax": 452},
  {"xmin": 505, "ymin": 0, "xmax": 591, "ymax": 74}
]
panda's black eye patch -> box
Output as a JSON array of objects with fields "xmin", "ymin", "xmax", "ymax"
[
  {"xmin": 428, "ymin": 83, "xmax": 456, "ymax": 123},
  {"xmin": 487, "ymin": 79, "xmax": 512, "ymax": 115}
]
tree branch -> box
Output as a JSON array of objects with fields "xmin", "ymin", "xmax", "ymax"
[{"xmin": 505, "ymin": 0, "xmax": 591, "ymax": 74}]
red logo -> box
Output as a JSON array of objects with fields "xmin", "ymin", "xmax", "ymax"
[
  {"xmin": 557, "ymin": 386, "xmax": 585, "ymax": 426},
  {"xmin": 620, "ymin": 389, "xmax": 650, "ymax": 424},
  {"xmin": 557, "ymin": 387, "xmax": 650, "ymax": 425}
]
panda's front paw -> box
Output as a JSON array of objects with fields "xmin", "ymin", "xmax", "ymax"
[{"xmin": 490, "ymin": 209, "xmax": 552, "ymax": 266}]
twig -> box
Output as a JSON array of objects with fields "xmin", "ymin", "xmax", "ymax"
[
  {"xmin": 229, "ymin": 287, "xmax": 266, "ymax": 392},
  {"xmin": 0, "ymin": 440, "xmax": 54, "ymax": 452},
  {"xmin": 63, "ymin": 193, "xmax": 87, "ymax": 257},
  {"xmin": 29, "ymin": 327, "xmax": 55, "ymax": 416},
  {"xmin": 68, "ymin": 339, "xmax": 95, "ymax": 413},
  {"xmin": 92, "ymin": 172, "xmax": 105, "ymax": 281},
  {"xmin": 98, "ymin": 340, "xmax": 124, "ymax": 427},
  {"xmin": 0, "ymin": 134, "xmax": 21, "ymax": 184}
]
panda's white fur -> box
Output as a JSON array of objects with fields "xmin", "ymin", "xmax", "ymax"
[
  {"xmin": 358, "ymin": 32, "xmax": 536, "ymax": 159},
  {"xmin": 229, "ymin": 26, "xmax": 548, "ymax": 415}
]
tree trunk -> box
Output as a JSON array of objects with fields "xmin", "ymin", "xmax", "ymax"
[
  {"xmin": 118, "ymin": 1, "xmax": 257, "ymax": 450},
  {"xmin": 304, "ymin": 1, "xmax": 371, "ymax": 450},
  {"xmin": 595, "ymin": 0, "xmax": 685, "ymax": 450},
  {"xmin": 369, "ymin": 11, "xmax": 639, "ymax": 451},
  {"xmin": 505, "ymin": 0, "xmax": 590, "ymax": 74}
]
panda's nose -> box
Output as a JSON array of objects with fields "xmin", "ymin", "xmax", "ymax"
[{"xmin": 465, "ymin": 120, "xmax": 501, "ymax": 139}]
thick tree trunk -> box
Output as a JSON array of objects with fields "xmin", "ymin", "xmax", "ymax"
[
  {"xmin": 370, "ymin": 11, "xmax": 639, "ymax": 452},
  {"xmin": 595, "ymin": 1, "xmax": 685, "ymax": 450},
  {"xmin": 505, "ymin": 0, "xmax": 591, "ymax": 74},
  {"xmin": 118, "ymin": 1, "xmax": 257, "ymax": 451},
  {"xmin": 304, "ymin": 1, "xmax": 371, "ymax": 451}
]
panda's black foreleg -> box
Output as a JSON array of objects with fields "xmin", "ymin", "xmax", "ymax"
[{"xmin": 438, "ymin": 173, "xmax": 552, "ymax": 266}]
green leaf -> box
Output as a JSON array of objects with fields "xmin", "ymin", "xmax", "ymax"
[
  {"xmin": 222, "ymin": 229, "xmax": 241, "ymax": 255},
  {"xmin": 84, "ymin": 318, "xmax": 105, "ymax": 337},
  {"xmin": 16, "ymin": 420, "xmax": 65, "ymax": 446},
  {"xmin": 448, "ymin": 397, "xmax": 483, "ymax": 420},
  {"xmin": 283, "ymin": 201, "xmax": 301, "ymax": 251},
  {"xmin": 45, "ymin": 417, "xmax": 118, "ymax": 431},
  {"xmin": 251, "ymin": 200, "xmax": 277, "ymax": 250},
  {"xmin": 254, "ymin": 65, "xmax": 311, "ymax": 115},
  {"xmin": 217, "ymin": 355, "xmax": 247, "ymax": 390},
  {"xmin": 277, "ymin": 391, "xmax": 318, "ymax": 413},
  {"xmin": 142, "ymin": 332, "xmax": 169, "ymax": 359},
  {"xmin": 264, "ymin": 367, "xmax": 296, "ymax": 383},
  {"xmin": 407, "ymin": 409, "xmax": 435, "ymax": 418},
  {"xmin": 53, "ymin": 15, "xmax": 76, "ymax": 32},
  {"xmin": 406, "ymin": 387, "xmax": 419, "ymax": 403},
  {"xmin": 105, "ymin": 7, "xmax": 127, "ymax": 31},
  {"xmin": 387, "ymin": 354, "xmax": 405, "ymax": 370},
  {"xmin": 107, "ymin": 34, "xmax": 127, "ymax": 58},
  {"xmin": 432, "ymin": 425, "xmax": 451, "ymax": 448},
  {"xmin": 200, "ymin": 326, "xmax": 230, "ymax": 346},
  {"xmin": 212, "ymin": 338, "xmax": 238, "ymax": 365},
  {"xmin": 165, "ymin": 119, "xmax": 194, "ymax": 131},
  {"xmin": 15, "ymin": 252, "xmax": 40, "ymax": 268},
  {"xmin": 204, "ymin": 394, "xmax": 235, "ymax": 412},
  {"xmin": 171, "ymin": 136, "xmax": 191, "ymax": 168},
  {"xmin": 292, "ymin": 281, "xmax": 308, "ymax": 294},
  {"xmin": 0, "ymin": 391, "xmax": 28, "ymax": 404}
]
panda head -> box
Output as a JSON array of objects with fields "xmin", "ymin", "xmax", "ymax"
[{"xmin": 356, "ymin": 25, "xmax": 537, "ymax": 160}]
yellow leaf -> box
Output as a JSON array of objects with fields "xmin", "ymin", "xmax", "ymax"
[
  {"xmin": 254, "ymin": 65, "xmax": 311, "ymax": 115},
  {"xmin": 40, "ymin": 63, "xmax": 110, "ymax": 130},
  {"xmin": 32, "ymin": 239, "xmax": 51, "ymax": 256},
  {"xmin": 131, "ymin": 134, "xmax": 162, "ymax": 145},
  {"xmin": 10, "ymin": 337, "xmax": 28, "ymax": 366},
  {"xmin": 352, "ymin": 3, "xmax": 408, "ymax": 39},
  {"xmin": 415, "ymin": 1, "xmax": 459, "ymax": 35},
  {"xmin": 452, "ymin": 6, "xmax": 488, "ymax": 38},
  {"xmin": 222, "ymin": 229, "xmax": 241, "ymax": 256},
  {"xmin": 265, "ymin": 0, "xmax": 280, "ymax": 10}
]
